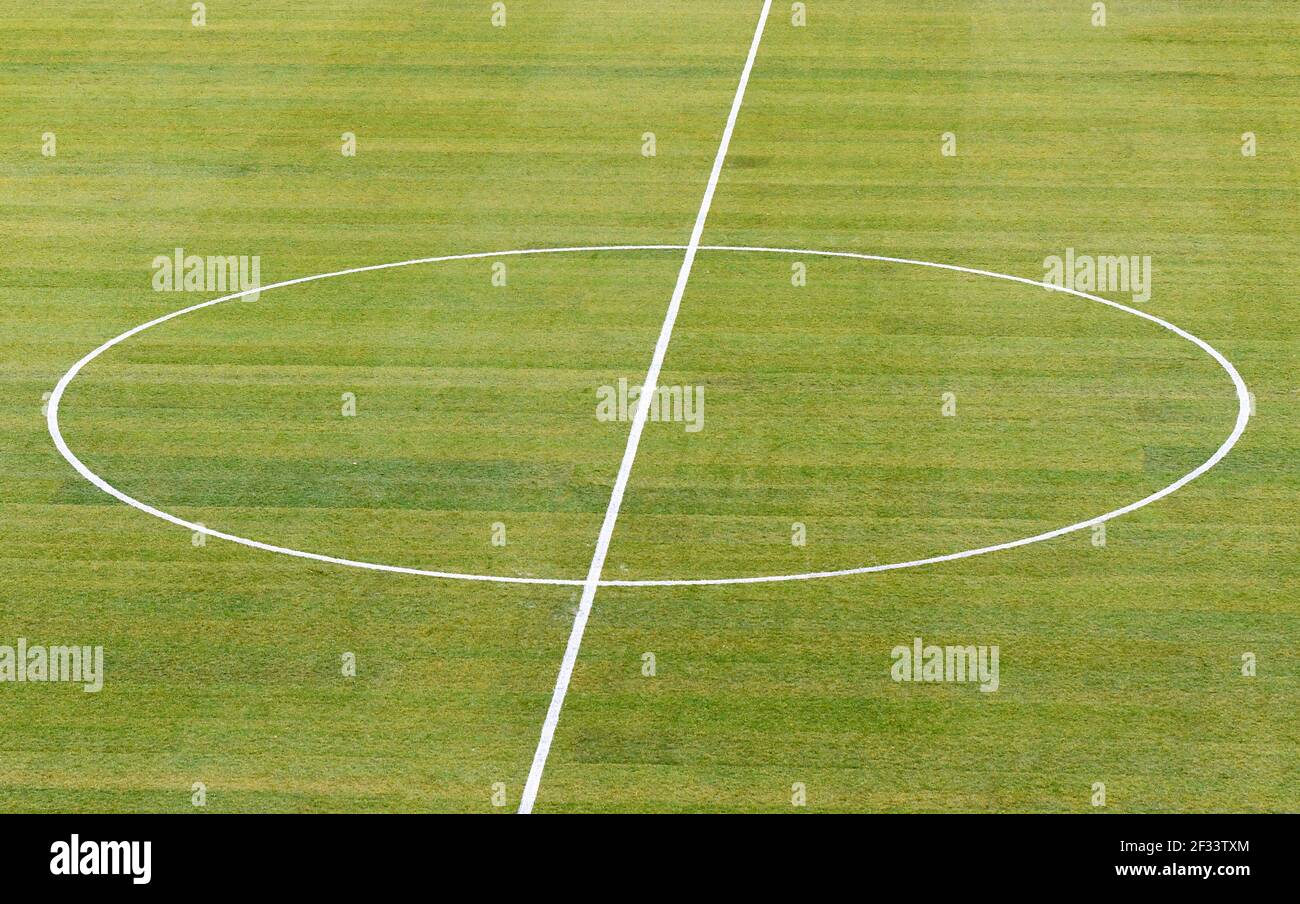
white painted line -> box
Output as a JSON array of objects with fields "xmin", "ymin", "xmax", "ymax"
[
  {"xmin": 48, "ymin": 244, "xmax": 1251, "ymax": 587},
  {"xmin": 46, "ymin": 246, "xmax": 681, "ymax": 588},
  {"xmin": 602, "ymin": 245, "xmax": 1254, "ymax": 586},
  {"xmin": 516, "ymin": 0, "xmax": 774, "ymax": 814}
]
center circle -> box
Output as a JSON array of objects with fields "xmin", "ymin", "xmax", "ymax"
[{"xmin": 47, "ymin": 245, "xmax": 1250, "ymax": 587}]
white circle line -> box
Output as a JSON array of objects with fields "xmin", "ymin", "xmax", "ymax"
[{"xmin": 47, "ymin": 244, "xmax": 1250, "ymax": 588}]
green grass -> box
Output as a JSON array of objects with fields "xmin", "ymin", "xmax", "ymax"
[{"xmin": 0, "ymin": 0, "xmax": 1295, "ymax": 812}]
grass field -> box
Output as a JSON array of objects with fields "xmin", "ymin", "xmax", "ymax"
[{"xmin": 1, "ymin": 1, "xmax": 1296, "ymax": 812}]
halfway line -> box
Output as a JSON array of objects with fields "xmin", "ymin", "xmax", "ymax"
[{"xmin": 517, "ymin": 0, "xmax": 774, "ymax": 814}]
